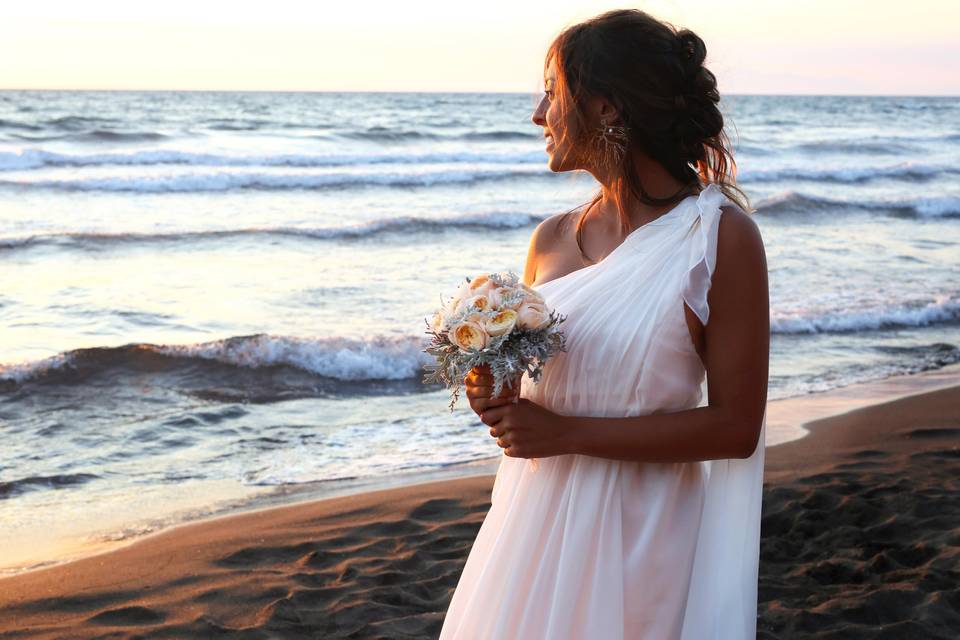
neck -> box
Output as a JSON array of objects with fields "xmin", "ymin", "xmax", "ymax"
[{"xmin": 592, "ymin": 156, "xmax": 700, "ymax": 231}]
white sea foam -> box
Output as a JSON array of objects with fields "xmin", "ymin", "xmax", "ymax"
[
  {"xmin": 240, "ymin": 410, "xmax": 495, "ymax": 486},
  {"xmin": 0, "ymin": 352, "xmax": 74, "ymax": 384},
  {"xmin": 0, "ymin": 333, "xmax": 435, "ymax": 384},
  {"xmin": 907, "ymin": 196, "xmax": 960, "ymax": 218},
  {"xmin": 0, "ymin": 148, "xmax": 544, "ymax": 171},
  {"xmin": 3, "ymin": 157, "xmax": 954, "ymax": 193},
  {"xmin": 741, "ymin": 161, "xmax": 957, "ymax": 184},
  {"xmin": 772, "ymin": 295, "xmax": 960, "ymax": 334},
  {"xmin": 0, "ymin": 167, "xmax": 547, "ymax": 192},
  {"xmin": 154, "ymin": 334, "xmax": 432, "ymax": 380},
  {"xmin": 0, "ymin": 210, "xmax": 545, "ymax": 251},
  {"xmin": 5, "ymin": 293, "xmax": 960, "ymax": 386},
  {"xmin": 755, "ymin": 190, "xmax": 960, "ymax": 217}
]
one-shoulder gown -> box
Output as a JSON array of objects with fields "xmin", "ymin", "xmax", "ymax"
[{"xmin": 439, "ymin": 183, "xmax": 766, "ymax": 639}]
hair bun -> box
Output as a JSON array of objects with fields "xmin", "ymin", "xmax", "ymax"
[
  {"xmin": 674, "ymin": 30, "xmax": 707, "ymax": 70},
  {"xmin": 672, "ymin": 28, "xmax": 718, "ymax": 115},
  {"xmin": 671, "ymin": 30, "xmax": 721, "ymax": 162}
]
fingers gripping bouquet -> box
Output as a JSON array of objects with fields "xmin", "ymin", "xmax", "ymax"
[{"xmin": 422, "ymin": 271, "xmax": 567, "ymax": 413}]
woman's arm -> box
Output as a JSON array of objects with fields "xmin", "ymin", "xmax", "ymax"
[{"xmin": 480, "ymin": 207, "xmax": 770, "ymax": 463}]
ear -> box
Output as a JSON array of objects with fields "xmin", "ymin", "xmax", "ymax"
[{"xmin": 593, "ymin": 98, "xmax": 621, "ymax": 125}]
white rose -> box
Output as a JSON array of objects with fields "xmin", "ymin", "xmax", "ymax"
[
  {"xmin": 455, "ymin": 278, "xmax": 474, "ymax": 298},
  {"xmin": 522, "ymin": 294, "xmax": 544, "ymax": 308},
  {"xmin": 446, "ymin": 282, "xmax": 472, "ymax": 314},
  {"xmin": 519, "ymin": 282, "xmax": 545, "ymax": 303},
  {"xmin": 485, "ymin": 309, "xmax": 518, "ymax": 336},
  {"xmin": 517, "ymin": 301, "xmax": 551, "ymax": 330},
  {"xmin": 448, "ymin": 320, "xmax": 489, "ymax": 352}
]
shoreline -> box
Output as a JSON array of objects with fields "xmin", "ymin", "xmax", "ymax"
[
  {"xmin": 2, "ymin": 362, "xmax": 960, "ymax": 580},
  {"xmin": 0, "ymin": 369, "xmax": 958, "ymax": 637}
]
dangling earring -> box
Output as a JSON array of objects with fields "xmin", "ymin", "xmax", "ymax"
[{"xmin": 592, "ymin": 117, "xmax": 630, "ymax": 170}]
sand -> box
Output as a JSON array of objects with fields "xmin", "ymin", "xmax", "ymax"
[{"xmin": 1, "ymin": 376, "xmax": 958, "ymax": 639}]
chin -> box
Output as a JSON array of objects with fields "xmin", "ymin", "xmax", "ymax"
[
  {"xmin": 546, "ymin": 152, "xmax": 566, "ymax": 173},
  {"xmin": 546, "ymin": 146, "xmax": 578, "ymax": 173}
]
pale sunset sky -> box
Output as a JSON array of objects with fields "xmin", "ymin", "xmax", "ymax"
[{"xmin": 1, "ymin": 0, "xmax": 957, "ymax": 95}]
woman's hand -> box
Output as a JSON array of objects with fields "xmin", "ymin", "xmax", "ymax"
[
  {"xmin": 464, "ymin": 364, "xmax": 521, "ymax": 417},
  {"xmin": 479, "ymin": 396, "xmax": 574, "ymax": 459}
]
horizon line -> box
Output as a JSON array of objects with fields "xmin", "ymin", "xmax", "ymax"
[{"xmin": 0, "ymin": 88, "xmax": 958, "ymax": 98}]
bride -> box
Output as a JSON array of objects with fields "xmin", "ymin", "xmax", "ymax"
[{"xmin": 439, "ymin": 9, "xmax": 769, "ymax": 640}]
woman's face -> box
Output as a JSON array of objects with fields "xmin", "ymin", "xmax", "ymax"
[
  {"xmin": 531, "ymin": 58, "xmax": 580, "ymax": 173},
  {"xmin": 532, "ymin": 58, "xmax": 624, "ymax": 179}
]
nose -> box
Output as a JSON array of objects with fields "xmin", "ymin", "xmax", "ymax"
[{"xmin": 531, "ymin": 95, "xmax": 547, "ymax": 127}]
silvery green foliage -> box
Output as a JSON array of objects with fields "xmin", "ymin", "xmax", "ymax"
[{"xmin": 422, "ymin": 271, "xmax": 568, "ymax": 412}]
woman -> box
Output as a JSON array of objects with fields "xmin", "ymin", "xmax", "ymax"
[{"xmin": 439, "ymin": 9, "xmax": 769, "ymax": 640}]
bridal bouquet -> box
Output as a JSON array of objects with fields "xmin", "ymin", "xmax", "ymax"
[{"xmin": 422, "ymin": 271, "xmax": 567, "ymax": 413}]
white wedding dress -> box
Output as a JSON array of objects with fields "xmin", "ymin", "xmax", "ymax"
[{"xmin": 438, "ymin": 183, "xmax": 766, "ymax": 639}]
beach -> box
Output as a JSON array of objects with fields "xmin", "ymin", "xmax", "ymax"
[{"xmin": 1, "ymin": 365, "xmax": 958, "ymax": 639}]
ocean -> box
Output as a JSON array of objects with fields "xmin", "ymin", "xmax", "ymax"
[{"xmin": 1, "ymin": 90, "xmax": 958, "ymax": 573}]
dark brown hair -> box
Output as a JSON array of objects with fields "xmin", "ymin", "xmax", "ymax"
[{"xmin": 543, "ymin": 9, "xmax": 752, "ymax": 238}]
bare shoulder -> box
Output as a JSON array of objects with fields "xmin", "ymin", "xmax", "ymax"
[
  {"xmin": 715, "ymin": 204, "xmax": 766, "ymax": 274},
  {"xmin": 533, "ymin": 210, "xmax": 574, "ymax": 249},
  {"xmin": 522, "ymin": 210, "xmax": 579, "ymax": 286},
  {"xmin": 708, "ymin": 203, "xmax": 769, "ymax": 328}
]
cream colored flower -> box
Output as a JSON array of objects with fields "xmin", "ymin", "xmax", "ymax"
[
  {"xmin": 485, "ymin": 309, "xmax": 518, "ymax": 336},
  {"xmin": 449, "ymin": 320, "xmax": 489, "ymax": 351},
  {"xmin": 468, "ymin": 274, "xmax": 490, "ymax": 291},
  {"xmin": 463, "ymin": 294, "xmax": 491, "ymax": 312},
  {"xmin": 472, "ymin": 280, "xmax": 497, "ymax": 300},
  {"xmin": 484, "ymin": 286, "xmax": 504, "ymax": 310},
  {"xmin": 520, "ymin": 282, "xmax": 545, "ymax": 303},
  {"xmin": 445, "ymin": 281, "xmax": 472, "ymax": 315},
  {"xmin": 517, "ymin": 301, "xmax": 551, "ymax": 330},
  {"xmin": 453, "ymin": 279, "xmax": 473, "ymax": 301}
]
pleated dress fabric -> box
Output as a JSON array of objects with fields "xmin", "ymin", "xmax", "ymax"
[{"xmin": 438, "ymin": 183, "xmax": 766, "ymax": 640}]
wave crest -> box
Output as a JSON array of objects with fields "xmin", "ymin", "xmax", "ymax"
[
  {"xmin": 0, "ymin": 210, "xmax": 545, "ymax": 252},
  {"xmin": 0, "ymin": 334, "xmax": 433, "ymax": 386},
  {"xmin": 755, "ymin": 190, "xmax": 960, "ymax": 218},
  {"xmin": 772, "ymin": 295, "xmax": 960, "ymax": 334},
  {"xmin": 0, "ymin": 167, "xmax": 547, "ymax": 193}
]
